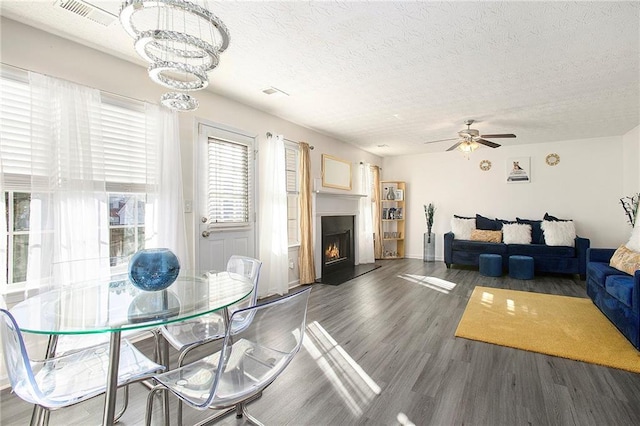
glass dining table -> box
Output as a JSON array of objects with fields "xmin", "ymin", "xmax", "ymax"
[{"xmin": 9, "ymin": 270, "xmax": 254, "ymax": 426}]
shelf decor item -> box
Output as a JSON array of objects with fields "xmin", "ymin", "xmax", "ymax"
[
  {"xmin": 128, "ymin": 248, "xmax": 181, "ymax": 291},
  {"xmin": 386, "ymin": 186, "xmax": 396, "ymax": 200},
  {"xmin": 424, "ymin": 203, "xmax": 436, "ymax": 262}
]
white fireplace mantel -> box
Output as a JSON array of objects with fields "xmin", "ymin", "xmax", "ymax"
[{"xmin": 313, "ymin": 191, "xmax": 362, "ymax": 278}]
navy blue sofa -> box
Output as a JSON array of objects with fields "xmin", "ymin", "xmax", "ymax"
[
  {"xmin": 444, "ymin": 232, "xmax": 590, "ymax": 279},
  {"xmin": 586, "ymin": 248, "xmax": 640, "ymax": 350}
]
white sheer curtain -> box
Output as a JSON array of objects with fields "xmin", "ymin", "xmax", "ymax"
[
  {"xmin": 143, "ymin": 104, "xmax": 189, "ymax": 268},
  {"xmin": 258, "ymin": 134, "xmax": 289, "ymax": 296},
  {"xmin": 27, "ymin": 72, "xmax": 111, "ymax": 286},
  {"xmin": 0, "ymin": 71, "xmax": 188, "ymax": 291},
  {"xmin": 0, "ymin": 157, "xmax": 6, "ymax": 286},
  {"xmin": 358, "ymin": 163, "xmax": 375, "ymax": 264}
]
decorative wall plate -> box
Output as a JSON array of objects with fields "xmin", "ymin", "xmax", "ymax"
[
  {"xmin": 546, "ymin": 153, "xmax": 560, "ymax": 166},
  {"xmin": 479, "ymin": 160, "xmax": 492, "ymax": 171}
]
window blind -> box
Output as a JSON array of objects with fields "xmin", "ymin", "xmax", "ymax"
[
  {"xmin": 0, "ymin": 72, "xmax": 48, "ymax": 189},
  {"xmin": 207, "ymin": 137, "xmax": 250, "ymax": 225},
  {"xmin": 285, "ymin": 145, "xmax": 298, "ymax": 193},
  {"xmin": 0, "ymin": 69, "xmax": 152, "ymax": 192},
  {"xmin": 101, "ymin": 97, "xmax": 152, "ymax": 190}
]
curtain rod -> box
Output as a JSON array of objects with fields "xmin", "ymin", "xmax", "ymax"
[
  {"xmin": 360, "ymin": 161, "xmax": 382, "ymax": 169},
  {"xmin": 1, "ymin": 62, "xmax": 149, "ymax": 105},
  {"xmin": 266, "ymin": 132, "xmax": 314, "ymax": 150}
]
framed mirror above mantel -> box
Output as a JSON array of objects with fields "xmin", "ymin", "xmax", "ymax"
[{"xmin": 322, "ymin": 154, "xmax": 352, "ymax": 190}]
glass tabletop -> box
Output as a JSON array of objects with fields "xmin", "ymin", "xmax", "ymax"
[{"xmin": 9, "ymin": 270, "xmax": 254, "ymax": 335}]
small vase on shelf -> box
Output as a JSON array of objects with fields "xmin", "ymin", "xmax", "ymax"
[{"xmin": 386, "ymin": 187, "xmax": 396, "ymax": 200}]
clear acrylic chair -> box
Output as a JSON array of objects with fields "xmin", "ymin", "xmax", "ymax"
[
  {"xmin": 160, "ymin": 255, "xmax": 263, "ymax": 367},
  {"xmin": 146, "ymin": 286, "xmax": 312, "ymax": 426},
  {"xmin": 44, "ymin": 258, "xmax": 160, "ymax": 421},
  {"xmin": 0, "ymin": 306, "xmax": 164, "ymax": 426}
]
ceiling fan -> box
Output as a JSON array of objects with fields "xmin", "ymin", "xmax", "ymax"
[{"xmin": 424, "ymin": 119, "xmax": 516, "ymax": 152}]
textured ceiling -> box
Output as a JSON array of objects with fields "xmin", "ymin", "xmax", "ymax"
[{"xmin": 1, "ymin": 1, "xmax": 639, "ymax": 157}]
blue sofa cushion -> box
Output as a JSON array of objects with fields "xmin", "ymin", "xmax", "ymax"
[
  {"xmin": 587, "ymin": 262, "xmax": 627, "ymax": 287},
  {"xmin": 476, "ymin": 214, "xmax": 499, "ymax": 231},
  {"xmin": 605, "ymin": 275, "xmax": 634, "ymax": 308},
  {"xmin": 508, "ymin": 244, "xmax": 575, "ymax": 258},
  {"xmin": 452, "ymin": 239, "xmax": 508, "ymax": 255}
]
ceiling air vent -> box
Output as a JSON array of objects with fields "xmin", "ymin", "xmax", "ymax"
[{"xmin": 53, "ymin": 0, "xmax": 117, "ymax": 27}]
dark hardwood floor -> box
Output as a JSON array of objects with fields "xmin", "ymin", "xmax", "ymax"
[{"xmin": 2, "ymin": 259, "xmax": 640, "ymax": 425}]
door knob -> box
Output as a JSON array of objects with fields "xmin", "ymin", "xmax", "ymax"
[
  {"xmin": 201, "ymin": 217, "xmax": 208, "ymax": 223},
  {"xmin": 202, "ymin": 230, "xmax": 211, "ymax": 238}
]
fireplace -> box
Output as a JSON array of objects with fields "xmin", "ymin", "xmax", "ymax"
[{"xmin": 321, "ymin": 215, "xmax": 355, "ymax": 278}]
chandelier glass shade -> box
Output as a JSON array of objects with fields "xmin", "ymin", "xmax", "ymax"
[
  {"xmin": 458, "ymin": 139, "xmax": 479, "ymax": 159},
  {"xmin": 120, "ymin": 0, "xmax": 230, "ymax": 111},
  {"xmin": 161, "ymin": 92, "xmax": 199, "ymax": 110}
]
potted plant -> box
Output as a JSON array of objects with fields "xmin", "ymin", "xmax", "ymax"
[
  {"xmin": 620, "ymin": 193, "xmax": 640, "ymax": 227},
  {"xmin": 424, "ymin": 203, "xmax": 436, "ymax": 262}
]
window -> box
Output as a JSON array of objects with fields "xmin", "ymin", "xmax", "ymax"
[
  {"xmin": 206, "ymin": 137, "xmax": 250, "ymax": 226},
  {"xmin": 1, "ymin": 69, "xmax": 153, "ymax": 286},
  {"xmin": 101, "ymin": 97, "xmax": 150, "ymax": 267},
  {"xmin": 285, "ymin": 142, "xmax": 300, "ymax": 246}
]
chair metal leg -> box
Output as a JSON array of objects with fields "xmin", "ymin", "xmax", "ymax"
[
  {"xmin": 29, "ymin": 405, "xmax": 48, "ymax": 426},
  {"xmin": 145, "ymin": 386, "xmax": 167, "ymax": 426},
  {"xmin": 190, "ymin": 391, "xmax": 264, "ymax": 426},
  {"xmin": 239, "ymin": 402, "xmax": 264, "ymax": 426},
  {"xmin": 113, "ymin": 385, "xmax": 129, "ymax": 422}
]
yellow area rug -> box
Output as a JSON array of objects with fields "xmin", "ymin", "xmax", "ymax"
[{"xmin": 455, "ymin": 286, "xmax": 640, "ymax": 373}]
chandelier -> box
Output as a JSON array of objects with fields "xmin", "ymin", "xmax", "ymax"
[{"xmin": 120, "ymin": 0, "xmax": 230, "ymax": 111}]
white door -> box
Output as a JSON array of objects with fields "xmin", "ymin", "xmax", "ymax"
[{"xmin": 196, "ymin": 123, "xmax": 257, "ymax": 271}]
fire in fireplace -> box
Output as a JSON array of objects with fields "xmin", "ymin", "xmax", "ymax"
[
  {"xmin": 321, "ymin": 215, "xmax": 355, "ymax": 278},
  {"xmin": 324, "ymin": 232, "xmax": 349, "ymax": 265},
  {"xmin": 325, "ymin": 242, "xmax": 342, "ymax": 263}
]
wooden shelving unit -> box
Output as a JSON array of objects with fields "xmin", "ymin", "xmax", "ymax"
[{"xmin": 380, "ymin": 181, "xmax": 405, "ymax": 259}]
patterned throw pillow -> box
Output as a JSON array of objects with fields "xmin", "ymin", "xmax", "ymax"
[
  {"xmin": 470, "ymin": 229, "xmax": 502, "ymax": 243},
  {"xmin": 610, "ymin": 245, "xmax": 640, "ymax": 275},
  {"xmin": 502, "ymin": 223, "xmax": 532, "ymax": 244}
]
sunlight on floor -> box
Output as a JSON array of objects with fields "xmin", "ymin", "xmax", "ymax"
[
  {"xmin": 397, "ymin": 274, "xmax": 457, "ymax": 294},
  {"xmin": 303, "ymin": 321, "xmax": 381, "ymax": 416},
  {"xmin": 481, "ymin": 291, "xmax": 494, "ymax": 306}
]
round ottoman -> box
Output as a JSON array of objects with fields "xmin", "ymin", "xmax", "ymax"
[
  {"xmin": 509, "ymin": 255, "xmax": 534, "ymax": 280},
  {"xmin": 479, "ymin": 254, "xmax": 502, "ymax": 277}
]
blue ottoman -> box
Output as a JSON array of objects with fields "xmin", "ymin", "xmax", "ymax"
[
  {"xmin": 479, "ymin": 254, "xmax": 502, "ymax": 277},
  {"xmin": 509, "ymin": 255, "xmax": 534, "ymax": 280}
]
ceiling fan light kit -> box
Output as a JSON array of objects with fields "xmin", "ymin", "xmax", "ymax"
[
  {"xmin": 119, "ymin": 0, "xmax": 230, "ymax": 111},
  {"xmin": 425, "ymin": 119, "xmax": 517, "ymax": 157}
]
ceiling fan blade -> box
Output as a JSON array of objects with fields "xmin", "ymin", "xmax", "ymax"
[
  {"xmin": 424, "ymin": 137, "xmax": 458, "ymax": 144},
  {"xmin": 480, "ymin": 133, "xmax": 516, "ymax": 138},
  {"xmin": 476, "ymin": 138, "xmax": 501, "ymax": 148},
  {"xmin": 446, "ymin": 141, "xmax": 463, "ymax": 151}
]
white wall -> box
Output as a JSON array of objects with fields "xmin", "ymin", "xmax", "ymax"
[
  {"xmin": 623, "ymin": 125, "xmax": 640, "ymax": 193},
  {"xmin": 0, "ymin": 18, "xmax": 382, "ymax": 276},
  {"xmin": 382, "ymin": 136, "xmax": 631, "ymax": 260}
]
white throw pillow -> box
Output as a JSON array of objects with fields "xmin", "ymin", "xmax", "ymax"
[
  {"xmin": 502, "ymin": 223, "xmax": 532, "ymax": 244},
  {"xmin": 541, "ymin": 220, "xmax": 576, "ymax": 247},
  {"xmin": 451, "ymin": 217, "xmax": 476, "ymax": 240}
]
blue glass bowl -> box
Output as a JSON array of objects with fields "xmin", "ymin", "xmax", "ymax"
[{"xmin": 128, "ymin": 248, "xmax": 180, "ymax": 291}]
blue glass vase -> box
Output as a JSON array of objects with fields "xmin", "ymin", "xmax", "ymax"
[{"xmin": 128, "ymin": 248, "xmax": 180, "ymax": 291}]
